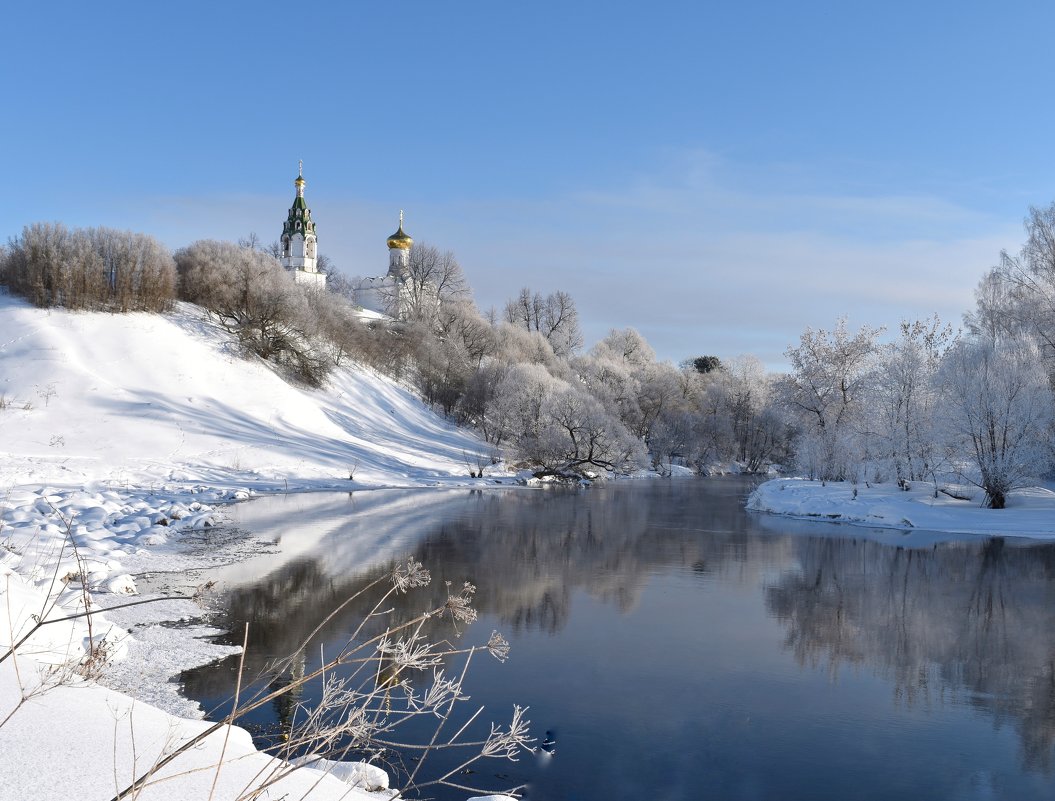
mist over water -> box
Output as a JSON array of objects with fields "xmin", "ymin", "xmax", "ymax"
[{"xmin": 183, "ymin": 480, "xmax": 1055, "ymax": 801}]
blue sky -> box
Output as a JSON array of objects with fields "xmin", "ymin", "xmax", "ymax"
[{"xmin": 5, "ymin": 1, "xmax": 1053, "ymax": 367}]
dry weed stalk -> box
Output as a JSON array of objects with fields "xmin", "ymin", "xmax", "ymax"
[{"xmin": 108, "ymin": 559, "xmax": 533, "ymax": 800}]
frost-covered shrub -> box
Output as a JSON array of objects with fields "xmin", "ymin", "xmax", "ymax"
[{"xmin": 175, "ymin": 240, "xmax": 331, "ymax": 386}]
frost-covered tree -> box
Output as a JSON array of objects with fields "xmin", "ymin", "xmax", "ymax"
[
  {"xmin": 491, "ymin": 322, "xmax": 565, "ymax": 375},
  {"xmin": 718, "ymin": 356, "xmax": 789, "ymax": 473},
  {"xmin": 385, "ymin": 242, "xmax": 470, "ymax": 325},
  {"xmin": 633, "ymin": 362, "xmax": 685, "ymax": 445},
  {"xmin": 966, "ymin": 267, "xmax": 1020, "ymax": 341},
  {"xmin": 323, "ymin": 269, "xmax": 358, "ymax": 302},
  {"xmin": 534, "ymin": 386, "xmax": 646, "ymax": 474},
  {"xmin": 88, "ymin": 227, "xmax": 176, "ymax": 312},
  {"xmin": 577, "ymin": 328, "xmax": 664, "ymax": 440},
  {"xmin": 488, "ymin": 363, "xmax": 565, "ymax": 454},
  {"xmin": 503, "ymin": 287, "xmax": 583, "ymax": 358},
  {"xmin": 572, "ymin": 353, "xmax": 642, "ymax": 435},
  {"xmin": 413, "ymin": 324, "xmax": 475, "ymax": 415},
  {"xmin": 938, "ymin": 335, "xmax": 1054, "ymax": 508},
  {"xmin": 690, "ymin": 372, "xmax": 736, "ymax": 468},
  {"xmin": 478, "ymin": 361, "xmax": 644, "ymax": 474},
  {"xmin": 304, "ymin": 288, "xmax": 364, "ymax": 367},
  {"xmin": 435, "ymin": 300, "xmax": 495, "ymax": 370},
  {"xmin": 970, "ymin": 203, "xmax": 1055, "ymax": 366},
  {"xmin": 779, "ymin": 318, "xmax": 883, "ymax": 481},
  {"xmin": 456, "ymin": 359, "xmax": 510, "ymax": 443},
  {"xmin": 648, "ymin": 408, "xmax": 697, "ymax": 474},
  {"xmin": 591, "ymin": 327, "xmax": 656, "ymax": 368},
  {"xmin": 872, "ymin": 316, "xmax": 956, "ymax": 485}
]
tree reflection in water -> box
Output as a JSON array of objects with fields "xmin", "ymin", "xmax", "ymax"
[
  {"xmin": 181, "ymin": 480, "xmax": 1055, "ymax": 799},
  {"xmin": 766, "ymin": 533, "xmax": 1055, "ymax": 770}
]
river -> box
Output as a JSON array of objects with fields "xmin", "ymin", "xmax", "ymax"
[{"xmin": 180, "ymin": 478, "xmax": 1055, "ymax": 801}]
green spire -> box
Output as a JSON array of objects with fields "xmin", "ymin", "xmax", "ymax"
[{"xmin": 282, "ymin": 163, "xmax": 316, "ymax": 241}]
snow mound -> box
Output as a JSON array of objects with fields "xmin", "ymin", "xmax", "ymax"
[
  {"xmin": 748, "ymin": 478, "xmax": 1055, "ymax": 538},
  {"xmin": 290, "ymin": 756, "xmax": 390, "ymax": 791}
]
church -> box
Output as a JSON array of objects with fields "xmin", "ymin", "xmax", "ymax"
[
  {"xmin": 280, "ymin": 162, "xmax": 325, "ymax": 288},
  {"xmin": 279, "ymin": 163, "xmax": 422, "ymax": 318},
  {"xmin": 350, "ymin": 210, "xmax": 415, "ymax": 317}
]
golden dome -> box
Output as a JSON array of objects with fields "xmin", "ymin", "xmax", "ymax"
[{"xmin": 386, "ymin": 210, "xmax": 413, "ymax": 250}]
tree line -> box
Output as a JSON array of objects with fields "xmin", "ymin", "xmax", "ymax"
[
  {"xmin": 0, "ymin": 223, "xmax": 175, "ymax": 311},
  {"xmin": 777, "ymin": 203, "xmax": 1055, "ymax": 507},
  {"xmin": 2, "ymin": 206, "xmax": 1053, "ymax": 496}
]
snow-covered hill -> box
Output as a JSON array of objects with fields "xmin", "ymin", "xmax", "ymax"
[{"xmin": 0, "ymin": 294, "xmax": 494, "ymax": 490}]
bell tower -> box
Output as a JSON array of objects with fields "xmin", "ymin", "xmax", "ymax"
[{"xmin": 280, "ymin": 161, "xmax": 325, "ymax": 287}]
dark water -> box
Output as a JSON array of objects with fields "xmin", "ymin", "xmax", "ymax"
[{"xmin": 182, "ymin": 479, "xmax": 1055, "ymax": 801}]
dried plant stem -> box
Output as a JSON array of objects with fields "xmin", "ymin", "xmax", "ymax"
[
  {"xmin": 208, "ymin": 622, "xmax": 250, "ymax": 801},
  {"xmin": 110, "ymin": 601, "xmax": 453, "ymax": 800},
  {"xmin": 106, "ymin": 561, "xmax": 525, "ymax": 801},
  {"xmin": 402, "ymin": 647, "xmax": 476, "ymax": 791}
]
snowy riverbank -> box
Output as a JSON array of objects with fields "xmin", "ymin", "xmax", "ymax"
[
  {"xmin": 0, "ymin": 297, "xmax": 518, "ymax": 799},
  {"xmin": 747, "ymin": 478, "xmax": 1055, "ymax": 538}
]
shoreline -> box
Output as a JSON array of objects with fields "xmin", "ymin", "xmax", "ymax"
[
  {"xmin": 747, "ymin": 477, "xmax": 1055, "ymax": 539},
  {"xmin": 0, "ymin": 475, "xmax": 521, "ymax": 800}
]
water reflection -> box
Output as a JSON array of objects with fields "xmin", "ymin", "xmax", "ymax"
[
  {"xmin": 767, "ymin": 535, "xmax": 1055, "ymax": 770},
  {"xmin": 182, "ymin": 480, "xmax": 1055, "ymax": 800}
]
